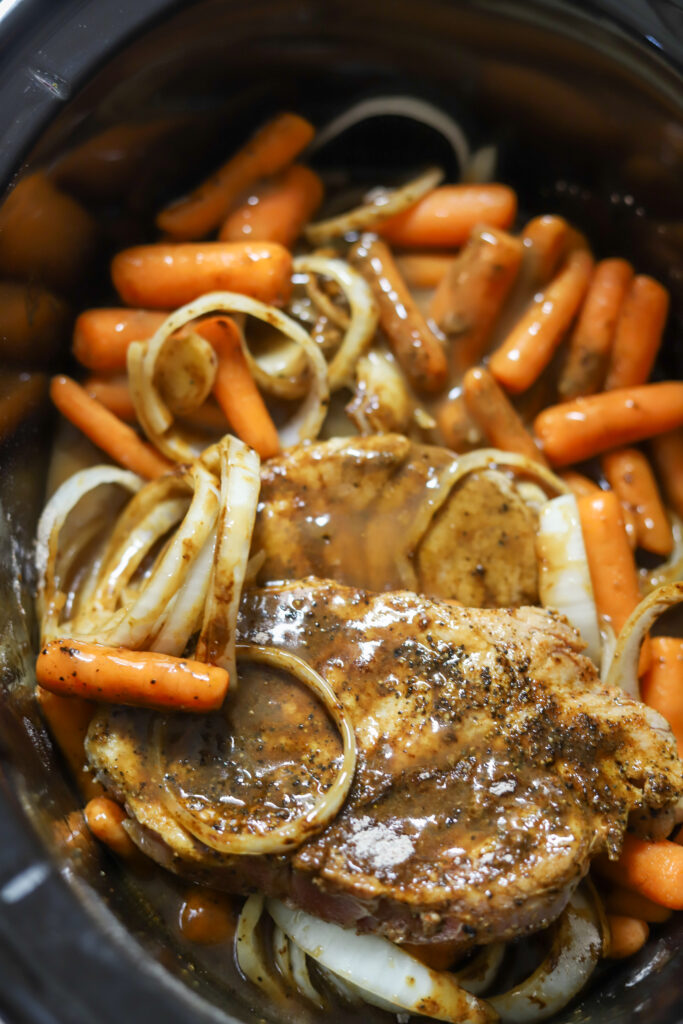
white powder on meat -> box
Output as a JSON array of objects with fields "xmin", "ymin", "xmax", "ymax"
[{"xmin": 348, "ymin": 817, "xmax": 414, "ymax": 870}]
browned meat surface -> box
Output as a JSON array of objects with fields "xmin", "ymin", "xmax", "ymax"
[
  {"xmin": 253, "ymin": 435, "xmax": 539, "ymax": 607},
  {"xmin": 86, "ymin": 579, "xmax": 683, "ymax": 948}
]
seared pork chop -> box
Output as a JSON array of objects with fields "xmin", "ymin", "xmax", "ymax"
[
  {"xmin": 86, "ymin": 579, "xmax": 683, "ymax": 948},
  {"xmin": 253, "ymin": 435, "xmax": 539, "ymax": 607}
]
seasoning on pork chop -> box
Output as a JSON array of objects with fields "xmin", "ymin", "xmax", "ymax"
[
  {"xmin": 86, "ymin": 579, "xmax": 683, "ymax": 948},
  {"xmin": 253, "ymin": 435, "xmax": 539, "ymax": 607}
]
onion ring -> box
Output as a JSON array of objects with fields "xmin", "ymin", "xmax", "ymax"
[
  {"xmin": 605, "ymin": 580, "xmax": 683, "ymax": 699},
  {"xmin": 235, "ymin": 895, "xmax": 286, "ymax": 1003}
]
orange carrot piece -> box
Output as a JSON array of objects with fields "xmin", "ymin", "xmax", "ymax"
[
  {"xmin": 651, "ymin": 428, "xmax": 683, "ymax": 521},
  {"xmin": 84, "ymin": 376, "xmax": 229, "ymax": 434},
  {"xmin": 436, "ymin": 394, "xmax": 483, "ymax": 453},
  {"xmin": 602, "ymin": 447, "xmax": 673, "ymax": 556},
  {"xmin": 534, "ymin": 382, "xmax": 683, "ymax": 468},
  {"xmin": 395, "ymin": 253, "xmax": 455, "ymax": 290},
  {"xmin": 604, "ymin": 885, "xmax": 672, "ymax": 924},
  {"xmin": 50, "ymin": 375, "xmax": 172, "ymax": 479},
  {"xmin": 196, "ymin": 317, "xmax": 280, "ymax": 458},
  {"xmin": 73, "ymin": 309, "xmax": 168, "ymax": 373},
  {"xmin": 641, "ymin": 637, "xmax": 683, "ymax": 758},
  {"xmin": 577, "ymin": 490, "xmax": 641, "ymax": 635},
  {"xmin": 157, "ymin": 112, "xmax": 315, "ymax": 240},
  {"xmin": 350, "ymin": 236, "xmax": 448, "ymax": 394},
  {"xmin": 36, "ymin": 639, "xmax": 230, "ymax": 713},
  {"xmin": 605, "ymin": 275, "xmax": 670, "ymax": 390},
  {"xmin": 595, "ymin": 836, "xmax": 683, "ymax": 910},
  {"xmin": 0, "ymin": 372, "xmax": 48, "ymax": 444},
  {"xmin": 111, "ymin": 241, "xmax": 292, "ymax": 309},
  {"xmin": 84, "ymin": 796, "xmax": 139, "ymax": 860},
  {"xmin": 377, "ymin": 184, "xmax": 517, "ymax": 249},
  {"xmin": 219, "ymin": 163, "xmax": 323, "ymax": 247},
  {"xmin": 430, "ymin": 226, "xmax": 523, "ymax": 373},
  {"xmin": 489, "ymin": 249, "xmax": 594, "ymax": 394},
  {"xmin": 0, "ymin": 281, "xmax": 70, "ymax": 365},
  {"xmin": 179, "ymin": 888, "xmax": 237, "ymax": 945},
  {"xmin": 520, "ymin": 215, "xmax": 571, "ymax": 288},
  {"xmin": 463, "ymin": 366, "xmax": 547, "ymax": 464},
  {"xmin": 35, "ymin": 685, "xmax": 103, "ymax": 800},
  {"xmin": 558, "ymin": 258, "xmax": 634, "ymax": 399},
  {"xmin": 558, "ymin": 470, "xmax": 601, "ymax": 498},
  {"xmin": 605, "ymin": 915, "xmax": 649, "ymax": 959}
]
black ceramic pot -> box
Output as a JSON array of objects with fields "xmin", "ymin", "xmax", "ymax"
[{"xmin": 0, "ymin": 2, "xmax": 682, "ymax": 1022}]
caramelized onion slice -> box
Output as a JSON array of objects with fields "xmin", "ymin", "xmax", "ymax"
[
  {"xmin": 236, "ymin": 895, "xmax": 286, "ymax": 1004},
  {"xmin": 305, "ymin": 166, "xmax": 444, "ymax": 245},
  {"xmin": 448, "ymin": 449, "xmax": 571, "ymax": 499},
  {"xmin": 293, "ymin": 256, "xmax": 378, "ymax": 391},
  {"xmin": 158, "ymin": 644, "xmax": 356, "ymax": 855},
  {"xmin": 605, "ymin": 580, "xmax": 683, "ymax": 699},
  {"xmin": 488, "ymin": 887, "xmax": 601, "ymax": 1023},
  {"xmin": 642, "ymin": 513, "xmax": 683, "ymax": 593}
]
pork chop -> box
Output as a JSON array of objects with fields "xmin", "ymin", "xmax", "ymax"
[
  {"xmin": 253, "ymin": 435, "xmax": 539, "ymax": 607},
  {"xmin": 86, "ymin": 579, "xmax": 683, "ymax": 948}
]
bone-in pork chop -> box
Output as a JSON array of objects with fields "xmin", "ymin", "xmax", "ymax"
[
  {"xmin": 253, "ymin": 435, "xmax": 539, "ymax": 607},
  {"xmin": 86, "ymin": 579, "xmax": 683, "ymax": 948}
]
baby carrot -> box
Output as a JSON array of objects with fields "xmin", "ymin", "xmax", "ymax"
[
  {"xmin": 463, "ymin": 366, "xmax": 547, "ymax": 464},
  {"xmin": 651, "ymin": 428, "xmax": 683, "ymax": 520},
  {"xmin": 197, "ymin": 317, "xmax": 280, "ymax": 458},
  {"xmin": 577, "ymin": 490, "xmax": 641, "ymax": 635},
  {"xmin": 604, "ymin": 885, "xmax": 672, "ymax": 924},
  {"xmin": 605, "ymin": 915, "xmax": 649, "ymax": 959},
  {"xmin": 377, "ymin": 184, "xmax": 517, "ymax": 249},
  {"xmin": 605, "ymin": 275, "xmax": 669, "ymax": 390},
  {"xmin": 36, "ymin": 639, "xmax": 230, "ymax": 713},
  {"xmin": 112, "ymin": 241, "xmax": 293, "ymax": 309},
  {"xmin": 84, "ymin": 376, "xmax": 229, "ymax": 434},
  {"xmin": 436, "ymin": 394, "xmax": 483, "ymax": 452},
  {"xmin": 558, "ymin": 470, "xmax": 601, "ymax": 498},
  {"xmin": 489, "ymin": 249, "xmax": 594, "ymax": 394},
  {"xmin": 0, "ymin": 281, "xmax": 70, "ymax": 365},
  {"xmin": 73, "ymin": 309, "xmax": 168, "ymax": 373},
  {"xmin": 430, "ymin": 226, "xmax": 523, "ymax": 373},
  {"xmin": 50, "ymin": 375, "xmax": 172, "ymax": 479},
  {"xmin": 157, "ymin": 112, "xmax": 314, "ymax": 239},
  {"xmin": 84, "ymin": 796, "xmax": 139, "ymax": 860},
  {"xmin": 395, "ymin": 253, "xmax": 454, "ymax": 290},
  {"xmin": 533, "ymin": 382, "xmax": 683, "ymax": 467},
  {"xmin": 641, "ymin": 637, "xmax": 683, "ymax": 757},
  {"xmin": 35, "ymin": 686, "xmax": 103, "ymax": 801},
  {"xmin": 558, "ymin": 258, "xmax": 634, "ymax": 399},
  {"xmin": 595, "ymin": 836, "xmax": 683, "ymax": 910},
  {"xmin": 219, "ymin": 163, "xmax": 323, "ymax": 247},
  {"xmin": 602, "ymin": 447, "xmax": 673, "ymax": 556},
  {"xmin": 350, "ymin": 236, "xmax": 448, "ymax": 394},
  {"xmin": 520, "ymin": 214, "xmax": 571, "ymax": 288},
  {"xmin": 179, "ymin": 888, "xmax": 237, "ymax": 945}
]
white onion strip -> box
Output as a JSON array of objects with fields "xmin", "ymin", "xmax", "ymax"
[
  {"xmin": 288, "ymin": 939, "xmax": 326, "ymax": 1009},
  {"xmin": 128, "ymin": 291, "xmax": 329, "ymax": 460},
  {"xmin": 537, "ymin": 494, "xmax": 601, "ymax": 665},
  {"xmin": 293, "ymin": 256, "xmax": 379, "ymax": 391},
  {"xmin": 605, "ymin": 580, "xmax": 683, "ymax": 698},
  {"xmin": 159, "ymin": 644, "xmax": 357, "ymax": 855},
  {"xmin": 305, "ymin": 166, "xmax": 444, "ymax": 245},
  {"xmin": 235, "ymin": 895, "xmax": 286, "ymax": 1003},
  {"xmin": 268, "ymin": 899, "xmax": 496, "ymax": 1024},
  {"xmin": 448, "ymin": 449, "xmax": 571, "ymax": 499},
  {"xmin": 151, "ymin": 526, "xmax": 217, "ymax": 656},
  {"xmin": 488, "ymin": 887, "xmax": 602, "ymax": 1023}
]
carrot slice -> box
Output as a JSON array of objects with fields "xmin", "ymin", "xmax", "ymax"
[
  {"xmin": 50, "ymin": 375, "xmax": 172, "ymax": 479},
  {"xmin": 577, "ymin": 490, "xmax": 641, "ymax": 635},
  {"xmin": 605, "ymin": 275, "xmax": 669, "ymax": 390},
  {"xmin": 429, "ymin": 226, "xmax": 523, "ymax": 373},
  {"xmin": 157, "ymin": 112, "xmax": 314, "ymax": 240},
  {"xmin": 111, "ymin": 241, "xmax": 292, "ymax": 309},
  {"xmin": 520, "ymin": 215, "xmax": 571, "ymax": 288},
  {"xmin": 595, "ymin": 836, "xmax": 683, "ymax": 910},
  {"xmin": 196, "ymin": 317, "xmax": 280, "ymax": 458},
  {"xmin": 73, "ymin": 309, "xmax": 168, "ymax": 373},
  {"xmin": 35, "ymin": 686, "xmax": 103, "ymax": 800},
  {"xmin": 84, "ymin": 796, "xmax": 139, "ymax": 860},
  {"xmin": 605, "ymin": 915, "xmax": 649, "ymax": 959},
  {"xmin": 602, "ymin": 447, "xmax": 673, "ymax": 556},
  {"xmin": 533, "ymin": 382, "xmax": 683, "ymax": 467},
  {"xmin": 350, "ymin": 236, "xmax": 448, "ymax": 394},
  {"xmin": 641, "ymin": 637, "xmax": 683, "ymax": 758},
  {"xmin": 377, "ymin": 184, "xmax": 517, "ymax": 249},
  {"xmin": 463, "ymin": 366, "xmax": 547, "ymax": 464},
  {"xmin": 489, "ymin": 249, "xmax": 594, "ymax": 394},
  {"xmin": 219, "ymin": 163, "xmax": 323, "ymax": 247},
  {"xmin": 36, "ymin": 639, "xmax": 230, "ymax": 713},
  {"xmin": 558, "ymin": 258, "xmax": 634, "ymax": 399}
]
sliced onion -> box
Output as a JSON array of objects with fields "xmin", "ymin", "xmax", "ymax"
[
  {"xmin": 454, "ymin": 944, "xmax": 505, "ymax": 996},
  {"xmin": 128, "ymin": 291, "xmax": 329, "ymax": 458},
  {"xmin": 642, "ymin": 513, "xmax": 683, "ymax": 593},
  {"xmin": 158, "ymin": 643, "xmax": 357, "ymax": 854},
  {"xmin": 303, "ymin": 271, "xmax": 350, "ymax": 330},
  {"xmin": 463, "ymin": 144, "xmax": 498, "ymax": 183},
  {"xmin": 488, "ymin": 887, "xmax": 602, "ymax": 1023},
  {"xmin": 309, "ymin": 95, "xmax": 470, "ymax": 173},
  {"xmin": 447, "ymin": 449, "xmax": 571, "ymax": 499},
  {"xmin": 605, "ymin": 580, "xmax": 683, "ymax": 699},
  {"xmin": 537, "ymin": 494, "xmax": 601, "ymax": 665},
  {"xmin": 289, "ymin": 939, "xmax": 326, "ymax": 1009},
  {"xmin": 235, "ymin": 895, "xmax": 286, "ymax": 1003},
  {"xmin": 305, "ymin": 166, "xmax": 444, "ymax": 245},
  {"xmin": 195, "ymin": 437, "xmax": 260, "ymax": 683},
  {"xmin": 268, "ymin": 899, "xmax": 496, "ymax": 1024},
  {"xmin": 293, "ymin": 255, "xmax": 379, "ymax": 391},
  {"xmin": 151, "ymin": 526, "xmax": 217, "ymax": 656}
]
